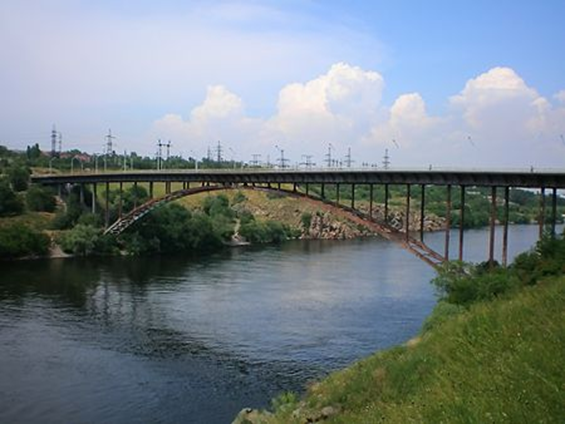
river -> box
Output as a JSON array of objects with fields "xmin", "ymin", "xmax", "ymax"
[{"xmin": 0, "ymin": 225, "xmax": 553, "ymax": 423}]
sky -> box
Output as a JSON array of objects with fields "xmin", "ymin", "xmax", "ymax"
[{"xmin": 2, "ymin": 0, "xmax": 565, "ymax": 168}]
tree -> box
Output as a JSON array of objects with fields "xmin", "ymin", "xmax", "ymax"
[
  {"xmin": 0, "ymin": 179, "xmax": 23, "ymax": 216},
  {"xmin": 7, "ymin": 164, "xmax": 31, "ymax": 192},
  {"xmin": 26, "ymin": 184, "xmax": 56, "ymax": 212},
  {"xmin": 0, "ymin": 223, "xmax": 50, "ymax": 258}
]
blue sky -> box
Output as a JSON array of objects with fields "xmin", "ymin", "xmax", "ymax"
[{"xmin": 2, "ymin": 0, "xmax": 565, "ymax": 167}]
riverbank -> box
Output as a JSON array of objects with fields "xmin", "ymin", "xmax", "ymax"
[{"xmin": 233, "ymin": 237, "xmax": 565, "ymax": 423}]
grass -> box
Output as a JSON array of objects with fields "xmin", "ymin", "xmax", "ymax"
[
  {"xmin": 0, "ymin": 211, "xmax": 55, "ymax": 231},
  {"xmin": 256, "ymin": 276, "xmax": 565, "ymax": 423}
]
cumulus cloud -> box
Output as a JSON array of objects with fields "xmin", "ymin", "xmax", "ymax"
[
  {"xmin": 153, "ymin": 63, "xmax": 565, "ymax": 167},
  {"xmin": 265, "ymin": 63, "xmax": 385, "ymax": 147}
]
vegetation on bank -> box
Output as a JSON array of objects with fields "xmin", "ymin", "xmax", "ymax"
[{"xmin": 239, "ymin": 235, "xmax": 565, "ymax": 423}]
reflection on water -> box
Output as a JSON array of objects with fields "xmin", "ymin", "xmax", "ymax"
[{"xmin": 0, "ymin": 225, "xmax": 548, "ymax": 424}]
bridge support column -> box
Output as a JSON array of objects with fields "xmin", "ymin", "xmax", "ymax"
[
  {"xmin": 293, "ymin": 183, "xmax": 297, "ymax": 192},
  {"xmin": 118, "ymin": 182, "xmax": 123, "ymax": 218},
  {"xmin": 551, "ymin": 187, "xmax": 557, "ymax": 237},
  {"xmin": 91, "ymin": 183, "xmax": 97, "ymax": 214},
  {"xmin": 459, "ymin": 186, "xmax": 466, "ymax": 261},
  {"xmin": 502, "ymin": 187, "xmax": 510, "ymax": 266},
  {"xmin": 384, "ymin": 184, "xmax": 389, "ymax": 223},
  {"xmin": 79, "ymin": 184, "xmax": 85, "ymax": 206},
  {"xmin": 539, "ymin": 187, "xmax": 546, "ymax": 239},
  {"xmin": 489, "ymin": 186, "xmax": 497, "ymax": 267},
  {"xmin": 351, "ymin": 184, "xmax": 355, "ymax": 209},
  {"xmin": 133, "ymin": 182, "xmax": 138, "ymax": 209},
  {"xmin": 369, "ymin": 184, "xmax": 373, "ymax": 219},
  {"xmin": 149, "ymin": 182, "xmax": 153, "ymax": 198},
  {"xmin": 277, "ymin": 182, "xmax": 281, "ymax": 190},
  {"xmin": 419, "ymin": 185, "xmax": 425, "ymax": 242},
  {"xmin": 305, "ymin": 183, "xmax": 309, "ymax": 196},
  {"xmin": 336, "ymin": 183, "xmax": 340, "ymax": 205},
  {"xmin": 445, "ymin": 185, "xmax": 451, "ymax": 260},
  {"xmin": 405, "ymin": 184, "xmax": 411, "ymax": 242},
  {"xmin": 321, "ymin": 183, "xmax": 325, "ymax": 199},
  {"xmin": 105, "ymin": 182, "xmax": 110, "ymax": 229}
]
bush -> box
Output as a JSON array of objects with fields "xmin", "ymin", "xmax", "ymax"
[
  {"xmin": 58, "ymin": 224, "xmax": 118, "ymax": 256},
  {"xmin": 233, "ymin": 190, "xmax": 247, "ymax": 204},
  {"xmin": 7, "ymin": 164, "xmax": 30, "ymax": 192},
  {"xmin": 240, "ymin": 219, "xmax": 290, "ymax": 244},
  {"xmin": 301, "ymin": 212, "xmax": 312, "ymax": 230},
  {"xmin": 26, "ymin": 184, "xmax": 56, "ymax": 212},
  {"xmin": 0, "ymin": 179, "xmax": 24, "ymax": 216},
  {"xmin": 432, "ymin": 261, "xmax": 520, "ymax": 306},
  {"xmin": 0, "ymin": 223, "xmax": 50, "ymax": 259}
]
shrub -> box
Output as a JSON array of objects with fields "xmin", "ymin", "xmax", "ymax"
[
  {"xmin": 58, "ymin": 224, "xmax": 118, "ymax": 256},
  {"xmin": 7, "ymin": 164, "xmax": 30, "ymax": 192},
  {"xmin": 0, "ymin": 223, "xmax": 50, "ymax": 259},
  {"xmin": 233, "ymin": 190, "xmax": 247, "ymax": 204},
  {"xmin": 301, "ymin": 212, "xmax": 312, "ymax": 230},
  {"xmin": 431, "ymin": 261, "xmax": 520, "ymax": 306},
  {"xmin": 0, "ymin": 179, "xmax": 24, "ymax": 216},
  {"xmin": 26, "ymin": 184, "xmax": 56, "ymax": 212}
]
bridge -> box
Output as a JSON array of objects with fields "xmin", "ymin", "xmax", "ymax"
[{"xmin": 32, "ymin": 168, "xmax": 565, "ymax": 268}]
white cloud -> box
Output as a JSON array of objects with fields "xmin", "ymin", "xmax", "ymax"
[
  {"xmin": 151, "ymin": 64, "xmax": 565, "ymax": 167},
  {"xmin": 265, "ymin": 63, "xmax": 385, "ymax": 149}
]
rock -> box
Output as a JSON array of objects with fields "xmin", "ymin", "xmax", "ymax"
[{"xmin": 231, "ymin": 408, "xmax": 272, "ymax": 424}]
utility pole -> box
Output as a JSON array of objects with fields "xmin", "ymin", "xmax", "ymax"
[
  {"xmin": 58, "ymin": 132, "xmax": 62, "ymax": 155},
  {"xmin": 325, "ymin": 143, "xmax": 333, "ymax": 167},
  {"xmin": 157, "ymin": 139, "xmax": 164, "ymax": 170},
  {"xmin": 383, "ymin": 149, "xmax": 391, "ymax": 170},
  {"xmin": 166, "ymin": 140, "xmax": 172, "ymax": 161}
]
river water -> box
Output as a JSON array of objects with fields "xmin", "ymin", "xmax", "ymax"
[{"xmin": 0, "ymin": 225, "xmax": 551, "ymax": 424}]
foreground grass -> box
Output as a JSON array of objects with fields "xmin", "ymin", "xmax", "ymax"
[{"xmin": 257, "ymin": 277, "xmax": 565, "ymax": 423}]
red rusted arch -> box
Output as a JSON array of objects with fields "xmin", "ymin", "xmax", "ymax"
[{"xmin": 104, "ymin": 184, "xmax": 444, "ymax": 268}]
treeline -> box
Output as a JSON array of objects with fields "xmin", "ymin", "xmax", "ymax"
[{"xmin": 0, "ymin": 143, "xmax": 244, "ymax": 173}]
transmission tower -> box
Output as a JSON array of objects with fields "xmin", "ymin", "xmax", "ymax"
[
  {"xmin": 275, "ymin": 145, "xmax": 289, "ymax": 168},
  {"xmin": 344, "ymin": 147, "xmax": 355, "ymax": 168},
  {"xmin": 216, "ymin": 140, "xmax": 223, "ymax": 163},
  {"xmin": 383, "ymin": 149, "xmax": 391, "ymax": 170},
  {"xmin": 300, "ymin": 154, "xmax": 314, "ymax": 168},
  {"xmin": 251, "ymin": 154, "xmax": 262, "ymax": 167},
  {"xmin": 324, "ymin": 143, "xmax": 333, "ymax": 167},
  {"xmin": 58, "ymin": 132, "xmax": 62, "ymax": 155},
  {"xmin": 51, "ymin": 125, "xmax": 57, "ymax": 157},
  {"xmin": 166, "ymin": 140, "xmax": 172, "ymax": 161}
]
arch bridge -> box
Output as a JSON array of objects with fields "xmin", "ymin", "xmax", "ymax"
[{"xmin": 32, "ymin": 168, "xmax": 565, "ymax": 268}]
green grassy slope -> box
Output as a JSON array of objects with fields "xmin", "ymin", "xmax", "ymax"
[{"xmin": 257, "ymin": 277, "xmax": 565, "ymax": 423}]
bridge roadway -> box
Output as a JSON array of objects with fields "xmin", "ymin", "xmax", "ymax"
[
  {"xmin": 32, "ymin": 168, "xmax": 565, "ymax": 268},
  {"xmin": 31, "ymin": 168, "xmax": 565, "ymax": 188}
]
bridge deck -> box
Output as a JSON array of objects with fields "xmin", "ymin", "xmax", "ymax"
[{"xmin": 32, "ymin": 169, "xmax": 565, "ymax": 188}]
